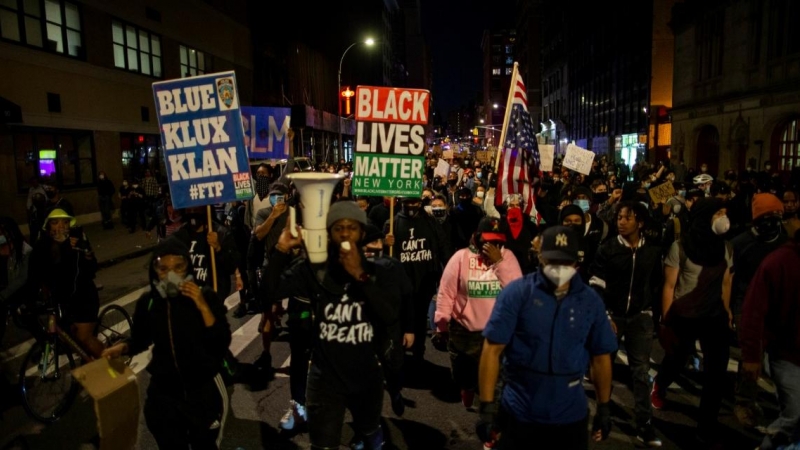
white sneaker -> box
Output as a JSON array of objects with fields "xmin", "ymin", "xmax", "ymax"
[{"xmin": 279, "ymin": 400, "xmax": 307, "ymax": 430}]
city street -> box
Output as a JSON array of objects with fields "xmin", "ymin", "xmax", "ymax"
[{"xmin": 0, "ymin": 251, "xmax": 779, "ymax": 450}]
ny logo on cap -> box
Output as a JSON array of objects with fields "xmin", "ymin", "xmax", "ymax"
[{"xmin": 555, "ymin": 233, "xmax": 568, "ymax": 247}]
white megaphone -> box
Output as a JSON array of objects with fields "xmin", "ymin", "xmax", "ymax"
[{"xmin": 286, "ymin": 172, "xmax": 346, "ymax": 263}]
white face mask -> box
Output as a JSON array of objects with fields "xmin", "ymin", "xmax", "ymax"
[
  {"xmin": 543, "ymin": 264, "xmax": 577, "ymax": 287},
  {"xmin": 476, "ymin": 191, "xmax": 485, "ymax": 199},
  {"xmin": 712, "ymin": 216, "xmax": 730, "ymax": 235}
]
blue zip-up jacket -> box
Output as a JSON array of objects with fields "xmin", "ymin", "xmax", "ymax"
[{"xmin": 483, "ymin": 269, "xmax": 617, "ymax": 425}]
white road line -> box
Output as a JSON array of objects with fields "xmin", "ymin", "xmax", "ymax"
[{"xmin": 1, "ymin": 287, "xmax": 149, "ymax": 364}]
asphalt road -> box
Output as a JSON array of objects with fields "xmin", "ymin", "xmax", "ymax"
[{"xmin": 0, "ymin": 255, "xmax": 779, "ymax": 449}]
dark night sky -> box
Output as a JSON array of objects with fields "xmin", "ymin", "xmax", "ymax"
[{"xmin": 420, "ymin": 0, "xmax": 516, "ymax": 119}]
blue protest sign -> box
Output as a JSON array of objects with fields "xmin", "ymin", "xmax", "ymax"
[
  {"xmin": 241, "ymin": 106, "xmax": 292, "ymax": 158},
  {"xmin": 152, "ymin": 71, "xmax": 253, "ymax": 209}
]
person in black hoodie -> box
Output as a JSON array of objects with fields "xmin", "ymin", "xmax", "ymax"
[
  {"xmin": 652, "ymin": 197, "xmax": 733, "ymax": 445},
  {"xmin": 103, "ymin": 238, "xmax": 231, "ymax": 449},
  {"xmin": 265, "ymin": 201, "xmax": 401, "ymax": 450},
  {"xmin": 385, "ymin": 197, "xmax": 452, "ymax": 362}
]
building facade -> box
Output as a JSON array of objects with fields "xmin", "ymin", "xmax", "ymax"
[
  {"xmin": 481, "ymin": 29, "xmax": 515, "ymax": 147},
  {"xmin": 540, "ymin": 0, "xmax": 668, "ymax": 171},
  {"xmin": 0, "ymin": 0, "xmax": 253, "ymax": 229},
  {"xmin": 670, "ymin": 0, "xmax": 800, "ymax": 178}
]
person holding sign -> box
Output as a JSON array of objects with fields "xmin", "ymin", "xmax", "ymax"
[
  {"xmin": 385, "ymin": 197, "xmax": 453, "ymax": 363},
  {"xmin": 265, "ymin": 201, "xmax": 401, "ymax": 450}
]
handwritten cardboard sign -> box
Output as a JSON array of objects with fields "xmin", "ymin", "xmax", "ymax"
[
  {"xmin": 562, "ymin": 144, "xmax": 595, "ymax": 175},
  {"xmin": 539, "ymin": 144, "xmax": 555, "ymax": 172},
  {"xmin": 648, "ymin": 181, "xmax": 676, "ymax": 205}
]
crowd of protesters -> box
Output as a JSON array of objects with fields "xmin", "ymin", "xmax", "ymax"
[{"xmin": 2, "ymin": 151, "xmax": 799, "ymax": 449}]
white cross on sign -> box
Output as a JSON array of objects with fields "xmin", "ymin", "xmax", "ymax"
[{"xmin": 555, "ymin": 233, "xmax": 568, "ymax": 247}]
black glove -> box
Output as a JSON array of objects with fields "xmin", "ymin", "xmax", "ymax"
[
  {"xmin": 431, "ymin": 332, "xmax": 449, "ymax": 352},
  {"xmin": 475, "ymin": 400, "xmax": 498, "ymax": 443},
  {"xmin": 592, "ymin": 401, "xmax": 611, "ymax": 440}
]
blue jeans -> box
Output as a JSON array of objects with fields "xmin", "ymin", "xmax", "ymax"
[{"xmin": 761, "ymin": 359, "xmax": 800, "ymax": 450}]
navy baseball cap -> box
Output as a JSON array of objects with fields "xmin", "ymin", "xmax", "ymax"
[{"xmin": 540, "ymin": 225, "xmax": 580, "ymax": 263}]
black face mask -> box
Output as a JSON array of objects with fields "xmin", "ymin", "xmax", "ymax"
[
  {"xmin": 447, "ymin": 179, "xmax": 458, "ymax": 187},
  {"xmin": 255, "ymin": 176, "xmax": 270, "ymax": 197},
  {"xmin": 45, "ymin": 190, "xmax": 56, "ymax": 199},
  {"xmin": 754, "ymin": 216, "xmax": 783, "ymax": 241},
  {"xmin": 567, "ymin": 223, "xmax": 584, "ymax": 238},
  {"xmin": 404, "ymin": 206, "xmax": 421, "ymax": 218},
  {"xmin": 458, "ymin": 197, "xmax": 471, "ymax": 205},
  {"xmin": 593, "ymin": 192, "xmax": 609, "ymax": 204},
  {"xmin": 785, "ymin": 210, "xmax": 797, "ymax": 220},
  {"xmin": 186, "ymin": 213, "xmax": 205, "ymax": 229}
]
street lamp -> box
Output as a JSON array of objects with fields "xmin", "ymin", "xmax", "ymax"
[{"xmin": 338, "ymin": 38, "xmax": 375, "ymax": 160}]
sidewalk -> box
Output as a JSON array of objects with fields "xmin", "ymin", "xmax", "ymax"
[{"xmin": 79, "ymin": 219, "xmax": 158, "ymax": 269}]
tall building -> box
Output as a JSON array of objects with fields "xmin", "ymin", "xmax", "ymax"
[
  {"xmin": 670, "ymin": 0, "xmax": 800, "ymax": 177},
  {"xmin": 540, "ymin": 0, "xmax": 671, "ymax": 172},
  {"xmin": 514, "ymin": 0, "xmax": 543, "ymax": 128},
  {"xmin": 0, "ymin": 0, "xmax": 431, "ymax": 230},
  {"xmin": 0, "ymin": 0, "xmax": 253, "ymax": 230},
  {"xmin": 481, "ymin": 29, "xmax": 516, "ymax": 147}
]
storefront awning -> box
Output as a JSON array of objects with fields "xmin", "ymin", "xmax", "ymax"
[{"xmin": 0, "ymin": 97, "xmax": 22, "ymax": 124}]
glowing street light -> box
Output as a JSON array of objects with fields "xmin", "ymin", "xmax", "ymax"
[{"xmin": 338, "ymin": 38, "xmax": 375, "ymax": 158}]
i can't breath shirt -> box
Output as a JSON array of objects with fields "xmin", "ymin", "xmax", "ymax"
[{"xmin": 314, "ymin": 287, "xmax": 381, "ymax": 391}]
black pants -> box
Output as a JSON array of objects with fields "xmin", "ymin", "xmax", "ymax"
[
  {"xmin": 447, "ymin": 320, "xmax": 484, "ymax": 392},
  {"xmin": 498, "ymin": 410, "xmax": 588, "ymax": 450},
  {"xmin": 144, "ymin": 374, "xmax": 228, "ymax": 450},
  {"xmin": 410, "ymin": 277, "xmax": 438, "ymax": 359},
  {"xmin": 305, "ymin": 364, "xmax": 384, "ymax": 449},
  {"xmin": 611, "ymin": 311, "xmax": 654, "ymax": 426},
  {"xmin": 287, "ymin": 299, "xmax": 313, "ymax": 404},
  {"xmin": 655, "ymin": 314, "xmax": 730, "ymax": 432}
]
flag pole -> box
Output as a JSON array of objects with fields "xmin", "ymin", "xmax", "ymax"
[{"xmin": 493, "ymin": 62, "xmax": 519, "ymax": 173}]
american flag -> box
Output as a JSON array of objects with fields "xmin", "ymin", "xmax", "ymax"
[{"xmin": 494, "ymin": 69, "xmax": 540, "ymax": 219}]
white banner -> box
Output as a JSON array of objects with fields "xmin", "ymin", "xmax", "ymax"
[{"xmin": 562, "ymin": 144, "xmax": 595, "ymax": 175}]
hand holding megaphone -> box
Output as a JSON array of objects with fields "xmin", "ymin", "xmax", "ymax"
[
  {"xmin": 276, "ymin": 213, "xmax": 303, "ymax": 254},
  {"xmin": 338, "ymin": 240, "xmax": 365, "ymax": 280}
]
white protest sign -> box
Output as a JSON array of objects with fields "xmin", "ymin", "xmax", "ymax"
[
  {"xmin": 434, "ymin": 158, "xmax": 450, "ymax": 179},
  {"xmin": 539, "ymin": 144, "xmax": 555, "ymax": 172},
  {"xmin": 562, "ymin": 144, "xmax": 595, "ymax": 175}
]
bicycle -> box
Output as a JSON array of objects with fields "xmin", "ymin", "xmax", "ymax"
[{"xmin": 16, "ymin": 297, "xmax": 134, "ymax": 423}]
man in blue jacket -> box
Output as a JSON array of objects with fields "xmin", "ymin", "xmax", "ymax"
[{"xmin": 478, "ymin": 225, "xmax": 617, "ymax": 449}]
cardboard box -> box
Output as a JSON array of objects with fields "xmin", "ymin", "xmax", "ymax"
[{"xmin": 72, "ymin": 358, "xmax": 140, "ymax": 450}]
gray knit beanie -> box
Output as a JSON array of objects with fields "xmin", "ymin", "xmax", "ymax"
[{"xmin": 326, "ymin": 201, "xmax": 367, "ymax": 229}]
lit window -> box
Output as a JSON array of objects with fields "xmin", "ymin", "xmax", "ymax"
[
  {"xmin": 492, "ymin": 67, "xmax": 501, "ymax": 75},
  {"xmin": 777, "ymin": 119, "xmax": 799, "ymax": 171},
  {"xmin": 112, "ymin": 20, "xmax": 161, "ymax": 77},
  {"xmin": 505, "ymin": 67, "xmax": 512, "ymax": 75},
  {"xmin": 12, "ymin": 129, "xmax": 95, "ymax": 191},
  {"xmin": 180, "ymin": 45, "xmax": 206, "ymax": 78},
  {"xmin": 0, "ymin": 0, "xmax": 82, "ymax": 56}
]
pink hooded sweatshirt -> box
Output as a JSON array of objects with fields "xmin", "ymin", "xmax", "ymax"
[{"xmin": 435, "ymin": 247, "xmax": 523, "ymax": 332}]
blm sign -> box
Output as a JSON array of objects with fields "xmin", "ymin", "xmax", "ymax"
[
  {"xmin": 152, "ymin": 71, "xmax": 253, "ymax": 209},
  {"xmin": 351, "ymin": 86, "xmax": 429, "ymax": 197}
]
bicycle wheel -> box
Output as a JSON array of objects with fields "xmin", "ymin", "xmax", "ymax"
[
  {"xmin": 19, "ymin": 339, "xmax": 79, "ymax": 423},
  {"xmin": 95, "ymin": 304, "xmax": 133, "ymax": 348}
]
